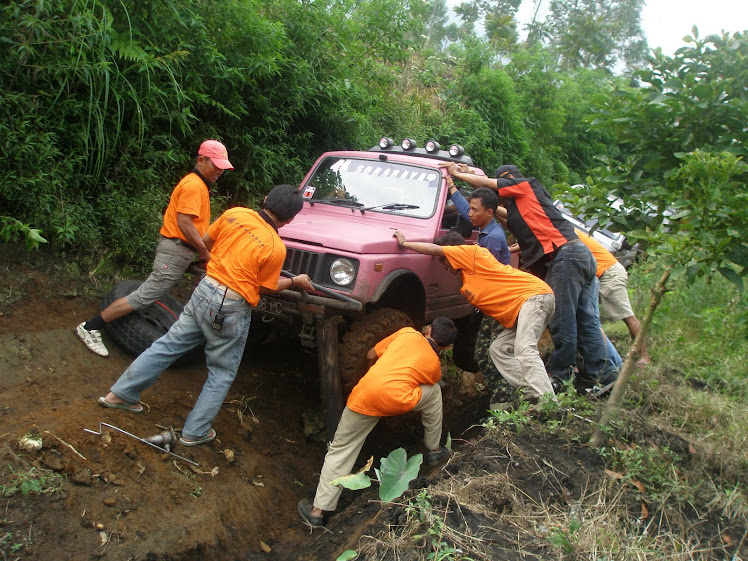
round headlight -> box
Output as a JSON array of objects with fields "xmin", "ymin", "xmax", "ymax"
[
  {"xmin": 425, "ymin": 140, "xmax": 441, "ymax": 153},
  {"xmin": 330, "ymin": 258, "xmax": 356, "ymax": 286}
]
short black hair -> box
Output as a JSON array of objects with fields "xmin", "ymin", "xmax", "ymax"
[
  {"xmin": 434, "ymin": 231, "xmax": 467, "ymax": 246},
  {"xmin": 470, "ymin": 187, "xmax": 499, "ymax": 212},
  {"xmin": 262, "ymin": 184, "xmax": 304, "ymax": 223},
  {"xmin": 429, "ymin": 317, "xmax": 458, "ymax": 347}
]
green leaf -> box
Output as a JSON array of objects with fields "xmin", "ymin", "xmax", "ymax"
[
  {"xmin": 717, "ymin": 267, "xmax": 744, "ymax": 291},
  {"xmin": 336, "ymin": 551, "xmax": 358, "ymax": 561},
  {"xmin": 378, "ymin": 448, "xmax": 422, "ymax": 503},
  {"xmin": 330, "ymin": 471, "xmax": 372, "ymax": 491}
]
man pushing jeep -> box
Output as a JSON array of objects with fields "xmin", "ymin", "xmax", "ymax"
[{"xmin": 75, "ymin": 140, "xmax": 233, "ymax": 357}]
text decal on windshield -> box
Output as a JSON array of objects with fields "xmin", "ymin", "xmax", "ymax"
[{"xmin": 329, "ymin": 159, "xmax": 438, "ymax": 185}]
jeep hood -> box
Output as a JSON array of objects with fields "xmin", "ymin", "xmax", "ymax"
[{"xmin": 280, "ymin": 212, "xmax": 427, "ymax": 254}]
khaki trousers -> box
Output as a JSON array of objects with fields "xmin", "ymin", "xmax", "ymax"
[
  {"xmin": 313, "ymin": 383, "xmax": 443, "ymax": 511},
  {"xmin": 488, "ymin": 293, "xmax": 556, "ymax": 399}
]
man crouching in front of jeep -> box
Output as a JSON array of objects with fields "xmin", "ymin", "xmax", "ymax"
[{"xmin": 298, "ymin": 317, "xmax": 458, "ymax": 527}]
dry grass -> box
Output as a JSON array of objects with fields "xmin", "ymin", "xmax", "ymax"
[{"xmin": 354, "ymin": 420, "xmax": 747, "ymax": 561}]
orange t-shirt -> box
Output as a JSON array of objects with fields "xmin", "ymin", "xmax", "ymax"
[
  {"xmin": 575, "ymin": 229, "xmax": 618, "ymax": 278},
  {"xmin": 205, "ymin": 208, "xmax": 286, "ymax": 306},
  {"xmin": 159, "ymin": 172, "xmax": 211, "ymax": 241},
  {"xmin": 346, "ymin": 327, "xmax": 441, "ymax": 417},
  {"xmin": 443, "ymin": 245, "xmax": 553, "ymax": 329}
]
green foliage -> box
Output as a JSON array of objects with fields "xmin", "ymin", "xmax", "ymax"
[
  {"xmin": 408, "ymin": 490, "xmax": 476, "ymax": 561},
  {"xmin": 544, "ymin": 0, "xmax": 648, "ymax": 71},
  {"xmin": 376, "ymin": 448, "xmax": 424, "ymax": 503},
  {"xmin": 484, "ymin": 400, "xmax": 532, "ymax": 432},
  {"xmin": 581, "ymin": 31, "xmax": 748, "ymax": 285},
  {"xmin": 546, "ymin": 516, "xmax": 582, "ymax": 555},
  {"xmin": 331, "ymin": 447, "xmax": 424, "ymax": 504},
  {"xmin": 336, "ymin": 551, "xmax": 358, "ymax": 561},
  {"xmin": 0, "ymin": 217, "xmax": 47, "ymax": 250},
  {"xmin": 0, "ymin": 466, "xmax": 65, "ymax": 498},
  {"xmin": 629, "ymin": 269, "xmax": 748, "ymax": 396}
]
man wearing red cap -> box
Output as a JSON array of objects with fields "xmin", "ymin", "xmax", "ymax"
[{"xmin": 75, "ymin": 140, "xmax": 234, "ymax": 357}]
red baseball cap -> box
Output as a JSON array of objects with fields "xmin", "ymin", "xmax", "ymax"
[{"xmin": 198, "ymin": 140, "xmax": 234, "ymax": 170}]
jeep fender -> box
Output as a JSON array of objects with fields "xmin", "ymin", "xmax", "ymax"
[{"xmin": 368, "ymin": 269, "xmax": 426, "ymax": 324}]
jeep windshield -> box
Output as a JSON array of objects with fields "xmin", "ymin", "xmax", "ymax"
[{"xmin": 302, "ymin": 157, "xmax": 440, "ymax": 219}]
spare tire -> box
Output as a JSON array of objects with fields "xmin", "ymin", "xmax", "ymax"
[{"xmin": 102, "ymin": 280, "xmax": 185, "ymax": 359}]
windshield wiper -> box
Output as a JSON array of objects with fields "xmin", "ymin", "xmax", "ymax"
[
  {"xmin": 359, "ymin": 202, "xmax": 420, "ymax": 214},
  {"xmin": 312, "ymin": 197, "xmax": 364, "ymax": 208}
]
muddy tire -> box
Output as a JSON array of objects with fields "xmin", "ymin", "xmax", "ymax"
[
  {"xmin": 102, "ymin": 280, "xmax": 185, "ymax": 359},
  {"xmin": 339, "ymin": 308, "xmax": 413, "ymax": 393}
]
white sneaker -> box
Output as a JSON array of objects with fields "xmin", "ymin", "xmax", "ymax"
[{"xmin": 75, "ymin": 322, "xmax": 109, "ymax": 357}]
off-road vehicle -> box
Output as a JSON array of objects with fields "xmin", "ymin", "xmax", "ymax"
[{"xmin": 257, "ymin": 138, "xmax": 492, "ymax": 430}]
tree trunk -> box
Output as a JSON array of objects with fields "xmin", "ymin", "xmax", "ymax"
[{"xmin": 591, "ymin": 268, "xmax": 671, "ymax": 447}]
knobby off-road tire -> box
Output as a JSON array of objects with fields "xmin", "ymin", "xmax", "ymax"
[
  {"xmin": 339, "ymin": 308, "xmax": 413, "ymax": 394},
  {"xmin": 102, "ymin": 280, "xmax": 185, "ymax": 359}
]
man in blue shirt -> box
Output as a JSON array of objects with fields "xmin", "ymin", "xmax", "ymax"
[
  {"xmin": 446, "ymin": 177, "xmax": 513, "ymax": 405},
  {"xmin": 447, "ymin": 179, "xmax": 510, "ymax": 265}
]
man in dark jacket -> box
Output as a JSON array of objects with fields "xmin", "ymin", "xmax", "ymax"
[{"xmin": 440, "ymin": 162, "xmax": 618, "ymax": 391}]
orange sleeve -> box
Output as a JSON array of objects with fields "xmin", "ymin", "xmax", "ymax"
[{"xmin": 174, "ymin": 175, "xmax": 207, "ymax": 218}]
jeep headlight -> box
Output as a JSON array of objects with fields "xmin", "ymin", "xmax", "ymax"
[{"xmin": 330, "ymin": 258, "xmax": 356, "ymax": 286}]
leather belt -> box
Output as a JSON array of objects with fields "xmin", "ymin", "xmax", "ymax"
[
  {"xmin": 547, "ymin": 239, "xmax": 584, "ymax": 261},
  {"xmin": 162, "ymin": 236, "xmax": 196, "ymax": 252},
  {"xmin": 204, "ymin": 276, "xmax": 244, "ymax": 301}
]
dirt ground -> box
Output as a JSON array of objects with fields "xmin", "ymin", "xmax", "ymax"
[
  {"xmin": 1, "ymin": 246, "xmax": 744, "ymax": 561},
  {"xmin": 0, "ymin": 246, "xmax": 493, "ymax": 560}
]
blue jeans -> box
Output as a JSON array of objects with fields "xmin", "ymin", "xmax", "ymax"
[
  {"xmin": 590, "ymin": 277, "xmax": 624, "ymax": 371},
  {"xmin": 546, "ymin": 241, "xmax": 617, "ymax": 384},
  {"xmin": 111, "ymin": 277, "xmax": 252, "ymax": 440},
  {"xmin": 607, "ymin": 336, "xmax": 623, "ymax": 369}
]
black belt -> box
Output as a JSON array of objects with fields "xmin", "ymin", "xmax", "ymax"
[
  {"xmin": 163, "ymin": 236, "xmax": 196, "ymax": 252},
  {"xmin": 547, "ymin": 239, "xmax": 583, "ymax": 261}
]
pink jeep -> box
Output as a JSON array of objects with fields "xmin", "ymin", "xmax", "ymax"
[{"xmin": 256, "ymin": 138, "xmax": 490, "ymax": 432}]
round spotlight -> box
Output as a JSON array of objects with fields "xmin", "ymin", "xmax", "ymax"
[
  {"xmin": 425, "ymin": 140, "xmax": 441, "ymax": 153},
  {"xmin": 401, "ymin": 138, "xmax": 417, "ymax": 150},
  {"xmin": 379, "ymin": 137, "xmax": 394, "ymax": 149},
  {"xmin": 448, "ymin": 144, "xmax": 464, "ymax": 157}
]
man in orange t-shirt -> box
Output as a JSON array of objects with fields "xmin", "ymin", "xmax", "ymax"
[
  {"xmin": 298, "ymin": 318, "xmax": 458, "ymax": 527},
  {"xmin": 99, "ymin": 185, "xmax": 313, "ymax": 446},
  {"xmin": 575, "ymin": 229, "xmax": 649, "ymax": 365},
  {"xmin": 394, "ymin": 230, "xmax": 556, "ymax": 406},
  {"xmin": 76, "ymin": 140, "xmax": 234, "ymax": 358}
]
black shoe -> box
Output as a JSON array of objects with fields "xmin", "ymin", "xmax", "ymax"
[
  {"xmin": 598, "ymin": 370, "xmax": 619, "ymax": 386},
  {"xmin": 425, "ymin": 445, "xmax": 451, "ymax": 466},
  {"xmin": 551, "ymin": 376, "xmax": 565, "ymax": 394},
  {"xmin": 297, "ymin": 498, "xmax": 324, "ymax": 527}
]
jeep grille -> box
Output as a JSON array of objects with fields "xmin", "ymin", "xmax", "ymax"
[{"xmin": 284, "ymin": 248, "xmax": 322, "ymax": 281}]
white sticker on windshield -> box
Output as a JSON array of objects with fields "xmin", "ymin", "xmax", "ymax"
[{"xmin": 302, "ymin": 185, "xmax": 316, "ymax": 199}]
